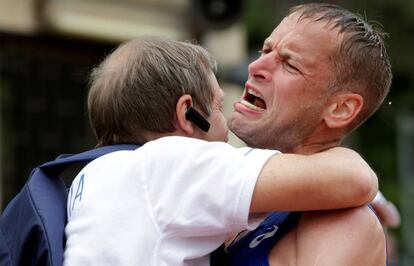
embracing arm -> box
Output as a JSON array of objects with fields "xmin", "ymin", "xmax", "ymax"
[{"xmin": 250, "ymin": 147, "xmax": 378, "ymax": 212}]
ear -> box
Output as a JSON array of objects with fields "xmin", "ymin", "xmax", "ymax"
[
  {"xmin": 323, "ymin": 93, "xmax": 364, "ymax": 129},
  {"xmin": 176, "ymin": 94, "xmax": 194, "ymax": 135}
]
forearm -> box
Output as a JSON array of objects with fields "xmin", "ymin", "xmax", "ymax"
[{"xmin": 250, "ymin": 147, "xmax": 378, "ymax": 212}]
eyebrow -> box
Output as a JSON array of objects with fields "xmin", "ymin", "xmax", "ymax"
[
  {"xmin": 263, "ymin": 37, "xmax": 274, "ymax": 48},
  {"xmin": 263, "ymin": 36, "xmax": 313, "ymax": 74},
  {"xmin": 279, "ymin": 48, "xmax": 295, "ymax": 60}
]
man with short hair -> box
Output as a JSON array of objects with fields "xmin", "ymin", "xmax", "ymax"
[
  {"xmin": 223, "ymin": 3, "xmax": 392, "ymax": 265},
  {"xmin": 64, "ymin": 37, "xmax": 377, "ymax": 266}
]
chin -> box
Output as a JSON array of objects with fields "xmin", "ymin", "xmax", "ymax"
[{"xmin": 233, "ymin": 129, "xmax": 260, "ymax": 148}]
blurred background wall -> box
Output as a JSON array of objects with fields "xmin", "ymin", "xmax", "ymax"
[{"xmin": 0, "ymin": 0, "xmax": 412, "ymax": 265}]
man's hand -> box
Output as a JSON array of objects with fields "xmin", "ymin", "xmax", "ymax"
[{"xmin": 371, "ymin": 191, "xmax": 401, "ymax": 228}]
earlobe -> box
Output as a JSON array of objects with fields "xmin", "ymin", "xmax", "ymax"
[
  {"xmin": 324, "ymin": 93, "xmax": 363, "ymax": 128},
  {"xmin": 176, "ymin": 95, "xmax": 194, "ymax": 135}
]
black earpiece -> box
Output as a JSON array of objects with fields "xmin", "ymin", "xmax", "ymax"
[{"xmin": 185, "ymin": 107, "xmax": 210, "ymax": 132}]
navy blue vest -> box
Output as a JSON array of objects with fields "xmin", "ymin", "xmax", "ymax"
[
  {"xmin": 211, "ymin": 211, "xmax": 302, "ymax": 266},
  {"xmin": 214, "ymin": 206, "xmax": 386, "ymax": 266},
  {"xmin": 0, "ymin": 144, "xmax": 138, "ymax": 266}
]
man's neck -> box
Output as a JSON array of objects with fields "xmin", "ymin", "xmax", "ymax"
[
  {"xmin": 288, "ymin": 132, "xmax": 344, "ymax": 155},
  {"xmin": 290, "ymin": 141, "xmax": 341, "ymax": 155}
]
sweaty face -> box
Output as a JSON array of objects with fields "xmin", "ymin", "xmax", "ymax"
[
  {"xmin": 198, "ymin": 73, "xmax": 229, "ymax": 142},
  {"xmin": 228, "ymin": 14, "xmax": 338, "ymax": 152}
]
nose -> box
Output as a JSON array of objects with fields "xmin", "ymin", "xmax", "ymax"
[{"xmin": 248, "ymin": 54, "xmax": 274, "ymax": 82}]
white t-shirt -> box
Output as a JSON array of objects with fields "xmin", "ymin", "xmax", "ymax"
[{"xmin": 64, "ymin": 136, "xmax": 278, "ymax": 266}]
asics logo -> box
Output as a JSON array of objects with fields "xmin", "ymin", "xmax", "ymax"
[{"xmin": 249, "ymin": 225, "xmax": 279, "ymax": 248}]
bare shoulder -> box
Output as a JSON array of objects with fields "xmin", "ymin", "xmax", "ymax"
[{"xmin": 294, "ymin": 206, "xmax": 386, "ymax": 266}]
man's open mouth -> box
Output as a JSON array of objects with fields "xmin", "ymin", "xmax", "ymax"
[{"xmin": 241, "ymin": 88, "xmax": 267, "ymax": 111}]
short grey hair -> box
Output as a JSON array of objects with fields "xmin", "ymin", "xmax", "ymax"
[{"xmin": 88, "ymin": 37, "xmax": 218, "ymax": 146}]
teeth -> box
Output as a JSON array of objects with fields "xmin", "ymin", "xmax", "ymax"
[
  {"xmin": 240, "ymin": 99, "xmax": 265, "ymax": 111},
  {"xmin": 248, "ymin": 88, "xmax": 263, "ymax": 99}
]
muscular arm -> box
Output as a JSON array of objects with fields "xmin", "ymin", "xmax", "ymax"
[
  {"xmin": 268, "ymin": 206, "xmax": 386, "ymax": 266},
  {"xmin": 250, "ymin": 147, "xmax": 377, "ymax": 212}
]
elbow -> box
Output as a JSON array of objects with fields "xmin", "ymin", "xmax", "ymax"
[{"xmin": 353, "ymin": 168, "xmax": 378, "ymax": 206}]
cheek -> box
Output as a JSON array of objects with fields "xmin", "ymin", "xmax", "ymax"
[
  {"xmin": 212, "ymin": 113, "xmax": 229, "ymax": 141},
  {"xmin": 268, "ymin": 93, "xmax": 304, "ymax": 123},
  {"xmin": 268, "ymin": 90, "xmax": 294, "ymax": 114},
  {"xmin": 269, "ymin": 77, "xmax": 296, "ymax": 105},
  {"xmin": 219, "ymin": 114, "xmax": 229, "ymax": 133},
  {"xmin": 271, "ymin": 83, "xmax": 312, "ymax": 111}
]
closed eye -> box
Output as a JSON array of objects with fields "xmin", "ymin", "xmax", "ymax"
[
  {"xmin": 284, "ymin": 61, "xmax": 300, "ymax": 74},
  {"xmin": 259, "ymin": 47, "xmax": 272, "ymax": 55}
]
